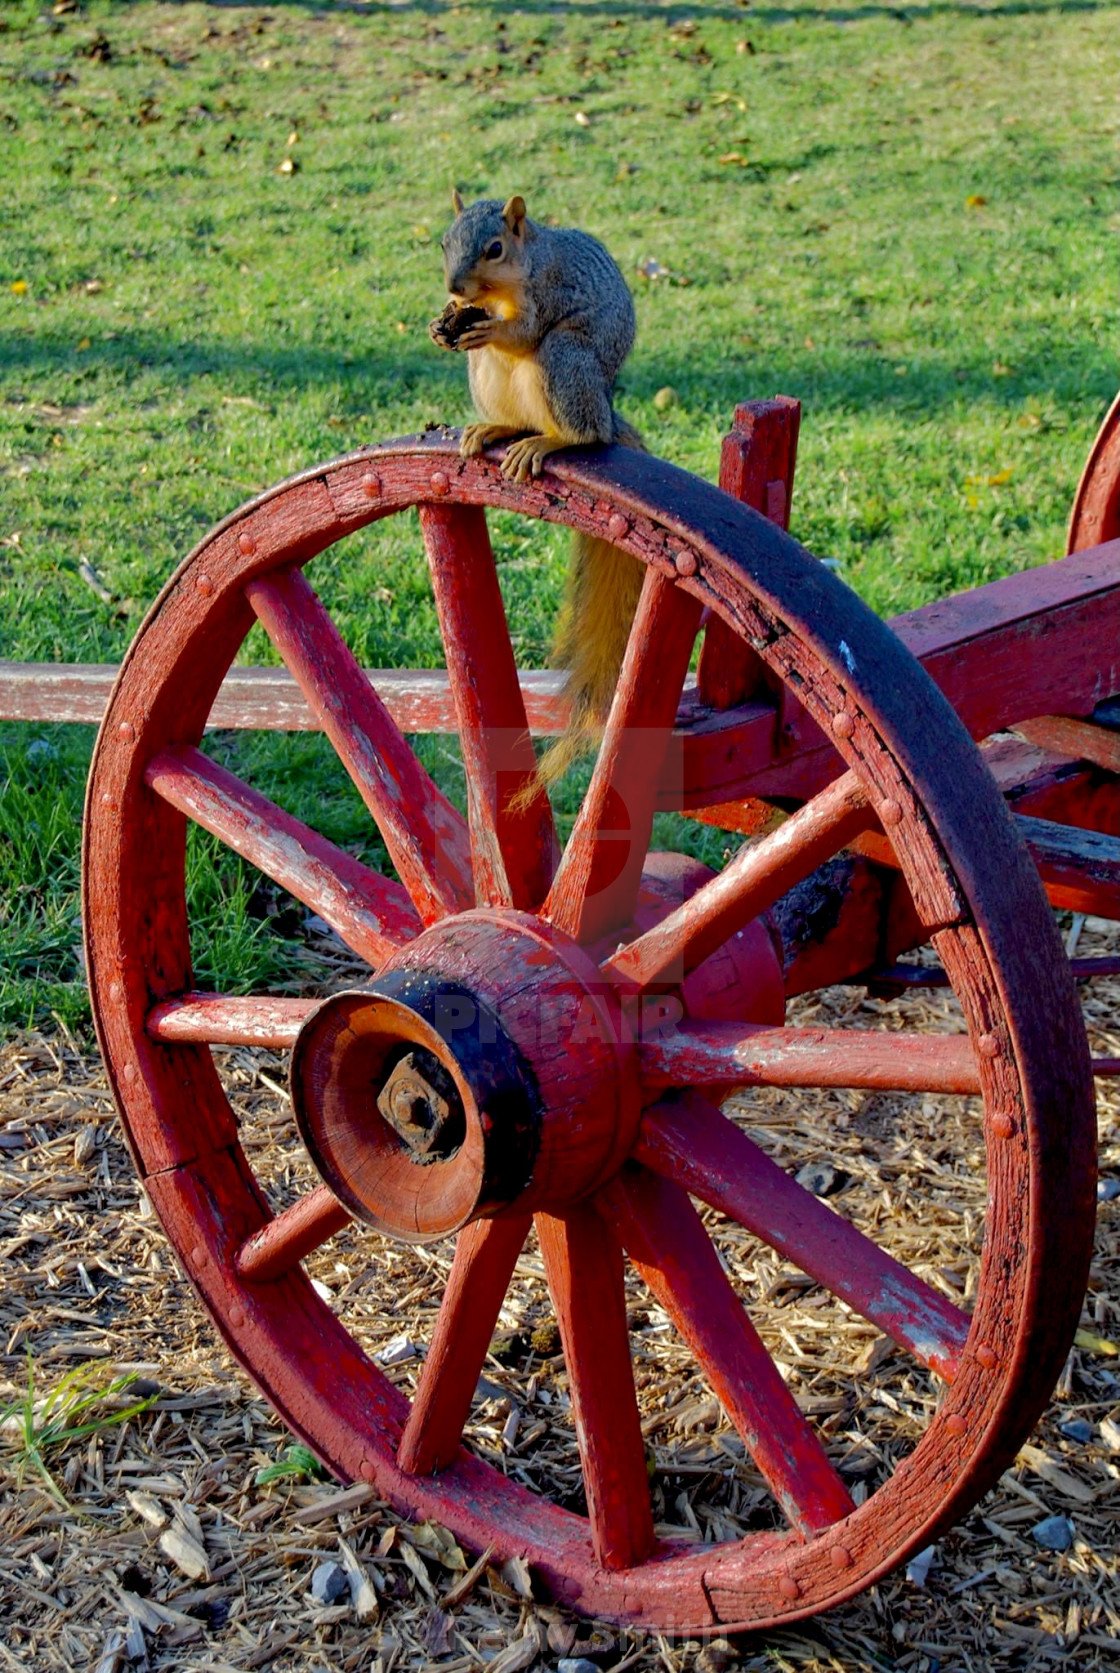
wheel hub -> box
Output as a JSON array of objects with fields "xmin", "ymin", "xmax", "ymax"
[{"xmin": 290, "ymin": 909, "xmax": 641, "ymax": 1242}]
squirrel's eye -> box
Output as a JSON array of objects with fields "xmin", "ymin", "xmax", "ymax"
[{"xmin": 484, "ymin": 240, "xmax": 504, "ymax": 260}]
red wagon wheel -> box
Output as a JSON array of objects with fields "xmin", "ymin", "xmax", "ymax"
[
  {"xmin": 1067, "ymin": 391, "xmax": 1120, "ymax": 555},
  {"xmin": 83, "ymin": 435, "xmax": 1095, "ymax": 1633}
]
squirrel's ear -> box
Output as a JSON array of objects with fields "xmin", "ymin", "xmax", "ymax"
[
  {"xmin": 502, "ymin": 195, "xmax": 527, "ymax": 236},
  {"xmin": 450, "ymin": 187, "xmax": 465, "ymax": 215}
]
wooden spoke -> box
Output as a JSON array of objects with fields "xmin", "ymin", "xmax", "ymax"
[
  {"xmin": 236, "ymin": 1185, "xmax": 352, "ymax": 1282},
  {"xmin": 145, "ymin": 746, "xmax": 419, "ymax": 967},
  {"xmin": 598, "ymin": 1165, "xmax": 854, "ymax": 1538},
  {"xmin": 147, "ymin": 992, "xmax": 312, "ymax": 1048},
  {"xmin": 642, "ymin": 1020, "xmax": 981, "ymax": 1096},
  {"xmin": 606, "ymin": 770, "xmax": 871, "ymax": 990},
  {"xmin": 536, "ymin": 1205, "xmax": 655, "ymax": 1569},
  {"xmin": 245, "ymin": 565, "xmax": 473, "ymax": 923},
  {"xmin": 397, "ymin": 1214, "xmax": 530, "ymax": 1476},
  {"xmin": 546, "ymin": 568, "xmax": 703, "ymax": 944},
  {"xmin": 420, "ymin": 503, "xmax": 555, "ymax": 910},
  {"xmin": 635, "ymin": 1096, "xmax": 969, "ymax": 1381}
]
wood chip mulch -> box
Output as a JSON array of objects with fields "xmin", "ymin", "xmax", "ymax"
[{"xmin": 2, "ymin": 917, "xmax": 1118, "ymax": 1673}]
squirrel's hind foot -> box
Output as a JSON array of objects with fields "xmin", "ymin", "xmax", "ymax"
[
  {"xmin": 460, "ymin": 423, "xmax": 523, "ymax": 459},
  {"xmin": 501, "ymin": 435, "xmax": 565, "ymax": 483}
]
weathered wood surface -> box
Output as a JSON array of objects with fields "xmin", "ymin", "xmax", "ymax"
[
  {"xmin": 146, "ymin": 745, "xmax": 420, "ymax": 964},
  {"xmin": 246, "ymin": 565, "xmax": 474, "ymax": 923},
  {"xmin": 599, "ymin": 1160, "xmax": 856, "ymax": 1538},
  {"xmin": 1014, "ymin": 715, "xmax": 1120, "ymax": 775},
  {"xmin": 640, "ymin": 1018, "xmax": 981, "ymax": 1095},
  {"xmin": 546, "ymin": 568, "xmax": 703, "ymax": 943},
  {"xmin": 397, "ymin": 1214, "xmax": 531, "ymax": 1476},
  {"xmin": 698, "ymin": 397, "xmax": 801, "ymax": 708},
  {"xmin": 634, "ymin": 1096, "xmax": 969, "ymax": 1382},
  {"xmin": 536, "ymin": 1204, "xmax": 655, "ymax": 1570}
]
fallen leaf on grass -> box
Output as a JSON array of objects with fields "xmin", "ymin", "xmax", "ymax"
[{"xmin": 965, "ymin": 194, "xmax": 988, "ymax": 209}]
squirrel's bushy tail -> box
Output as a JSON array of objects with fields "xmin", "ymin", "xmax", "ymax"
[{"xmin": 535, "ymin": 420, "xmax": 647, "ymax": 791}]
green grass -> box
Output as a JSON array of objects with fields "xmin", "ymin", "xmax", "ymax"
[
  {"xmin": 0, "ymin": 0, "xmax": 1115, "ymax": 1028},
  {"xmin": 1, "ymin": 1351, "xmax": 157, "ymax": 1503}
]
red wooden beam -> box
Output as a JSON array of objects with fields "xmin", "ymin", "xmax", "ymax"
[
  {"xmin": 634, "ymin": 1096, "xmax": 969, "ymax": 1382},
  {"xmin": 236, "ymin": 1185, "xmax": 352, "ymax": 1282},
  {"xmin": 7, "ymin": 543, "xmax": 1115, "ymax": 758},
  {"xmin": 421, "ymin": 503, "xmax": 555, "ymax": 911},
  {"xmin": 536, "ymin": 1205, "xmax": 655, "ymax": 1570},
  {"xmin": 246, "ymin": 565, "xmax": 474, "ymax": 923},
  {"xmin": 398, "ymin": 1214, "xmax": 530, "ymax": 1476},
  {"xmin": 145, "ymin": 745, "xmax": 420, "ymax": 966},
  {"xmin": 598, "ymin": 1163, "xmax": 855, "ymax": 1537},
  {"xmin": 640, "ymin": 1019, "xmax": 981, "ymax": 1095},
  {"xmin": 147, "ymin": 992, "xmax": 312, "ymax": 1048}
]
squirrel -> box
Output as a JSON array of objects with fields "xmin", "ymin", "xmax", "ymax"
[{"xmin": 429, "ymin": 190, "xmax": 646, "ymax": 787}]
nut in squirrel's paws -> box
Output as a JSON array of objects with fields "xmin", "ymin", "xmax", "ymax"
[{"xmin": 428, "ymin": 301, "xmax": 491, "ymax": 351}]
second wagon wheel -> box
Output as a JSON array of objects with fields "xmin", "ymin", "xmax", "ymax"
[{"xmin": 83, "ymin": 436, "xmax": 1095, "ymax": 1633}]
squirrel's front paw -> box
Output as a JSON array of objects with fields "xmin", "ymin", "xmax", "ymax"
[
  {"xmin": 456, "ymin": 316, "xmax": 502, "ymax": 350},
  {"xmin": 501, "ymin": 436, "xmax": 561, "ymax": 483}
]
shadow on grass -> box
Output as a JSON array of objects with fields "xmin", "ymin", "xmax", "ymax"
[
  {"xmin": 157, "ymin": 0, "xmax": 1118, "ymax": 22},
  {"xmin": 2, "ymin": 326, "xmax": 1114, "ymax": 426}
]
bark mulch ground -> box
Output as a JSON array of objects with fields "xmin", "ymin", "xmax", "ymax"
[{"xmin": 2, "ymin": 919, "xmax": 1118, "ymax": 1673}]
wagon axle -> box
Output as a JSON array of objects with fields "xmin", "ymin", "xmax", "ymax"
[{"xmin": 375, "ymin": 1046, "xmax": 464, "ymax": 1161}]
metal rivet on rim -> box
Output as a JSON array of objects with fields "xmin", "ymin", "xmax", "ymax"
[
  {"xmin": 945, "ymin": 1413, "xmax": 968, "ymax": 1436},
  {"xmin": 228, "ymin": 1305, "xmax": 245, "ymax": 1329},
  {"xmin": 879, "ymin": 798, "xmax": 903, "ymax": 827},
  {"xmin": 121, "ymin": 1062, "xmax": 136, "ymax": 1081},
  {"xmin": 108, "ymin": 982, "xmax": 123, "ymax": 1003},
  {"xmin": 607, "ymin": 512, "xmax": 629, "ymax": 542},
  {"xmin": 976, "ymin": 1344, "xmax": 999, "ymax": 1370},
  {"xmin": 197, "ymin": 574, "xmax": 214, "ymax": 597},
  {"xmin": 118, "ymin": 721, "xmax": 135, "ymax": 743},
  {"xmin": 830, "ymin": 1545, "xmax": 853, "ymax": 1570},
  {"xmin": 990, "ymin": 1110, "xmax": 1015, "ymax": 1139},
  {"xmin": 237, "ymin": 531, "xmax": 256, "ymax": 555},
  {"xmin": 359, "ymin": 1457, "xmax": 377, "ymax": 1483},
  {"xmin": 832, "ymin": 710, "xmax": 855, "ymax": 739},
  {"xmin": 674, "ymin": 547, "xmax": 698, "ymax": 577},
  {"xmin": 101, "ymin": 791, "xmax": 113, "ymax": 805},
  {"xmin": 978, "ymin": 1032, "xmax": 1001, "ymax": 1058},
  {"xmin": 778, "ymin": 1575, "xmax": 800, "ymax": 1601},
  {"xmin": 190, "ymin": 1245, "xmax": 208, "ymax": 1267},
  {"xmin": 430, "ymin": 470, "xmax": 450, "ymax": 496},
  {"xmin": 362, "ymin": 473, "xmax": 381, "ymax": 498}
]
